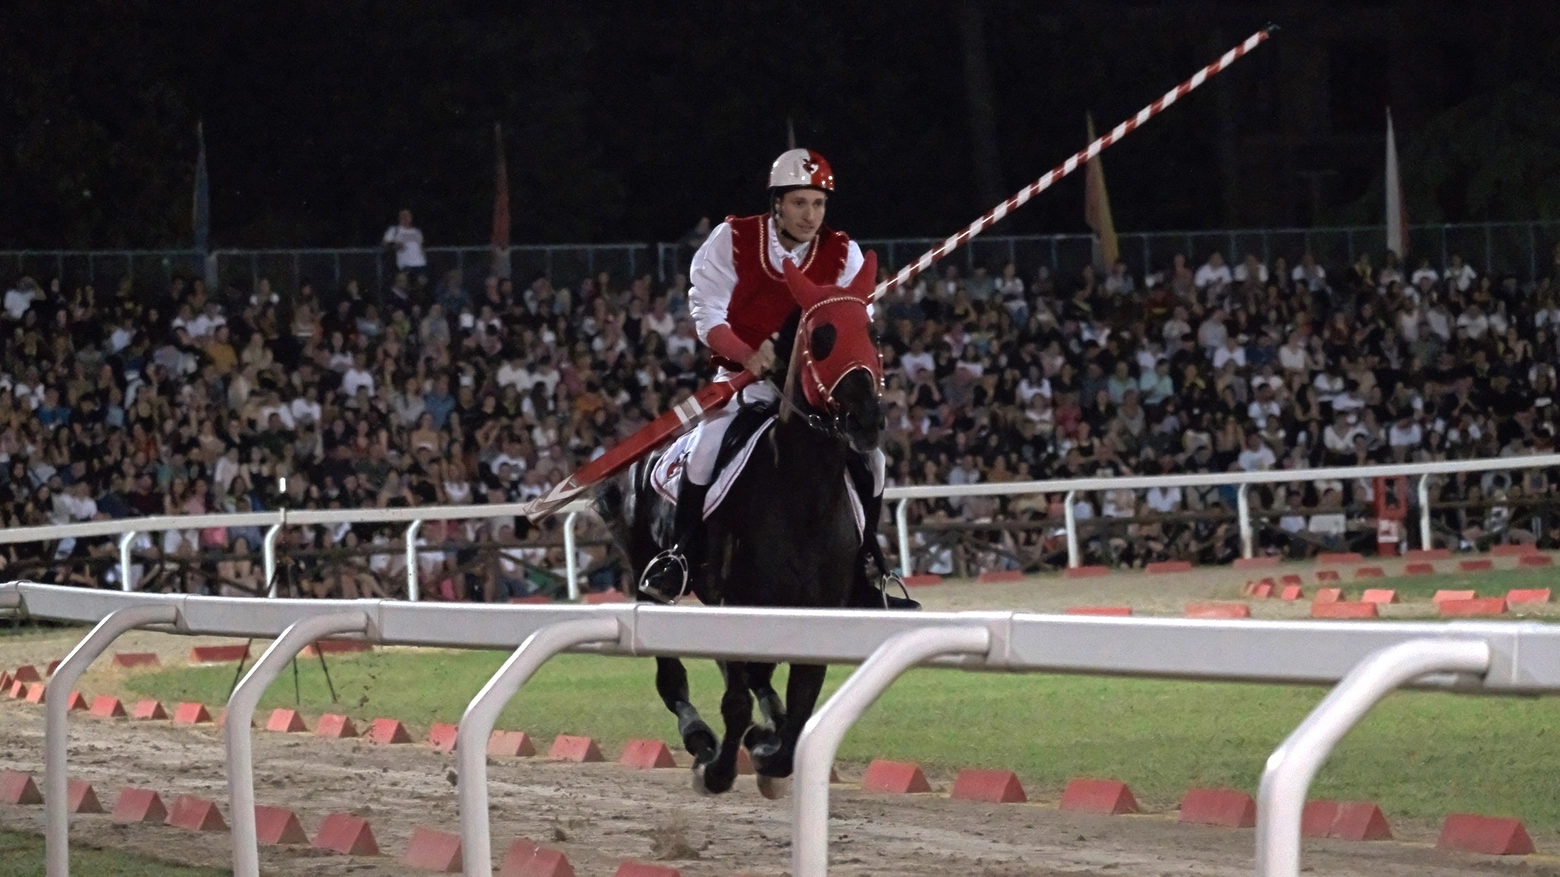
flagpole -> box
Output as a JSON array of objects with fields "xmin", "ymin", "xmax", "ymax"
[{"xmin": 193, "ymin": 121, "xmax": 214, "ymax": 286}]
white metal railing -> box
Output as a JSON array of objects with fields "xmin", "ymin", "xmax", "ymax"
[
  {"xmin": 4, "ymin": 581, "xmax": 1555, "ymax": 877},
  {"xmin": 885, "ymin": 453, "xmax": 1560, "ymax": 575},
  {"xmin": 1, "ymin": 454, "xmax": 1555, "ymax": 600}
]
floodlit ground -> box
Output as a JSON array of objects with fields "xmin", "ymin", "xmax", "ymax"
[{"xmin": 1, "ymin": 558, "xmax": 1558, "ymax": 876}]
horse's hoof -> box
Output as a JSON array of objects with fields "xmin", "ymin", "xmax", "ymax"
[
  {"xmin": 756, "ymin": 773, "xmax": 790, "ymax": 800},
  {"xmin": 691, "ymin": 763, "xmax": 716, "ymax": 797},
  {"xmin": 684, "ymin": 725, "xmax": 717, "ymax": 760}
]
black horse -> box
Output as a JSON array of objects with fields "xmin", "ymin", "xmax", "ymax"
[{"xmin": 597, "ymin": 252, "xmax": 886, "ymax": 797}]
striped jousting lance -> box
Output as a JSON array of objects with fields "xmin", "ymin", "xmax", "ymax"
[
  {"xmin": 520, "ymin": 25, "xmax": 1276, "ymax": 521},
  {"xmin": 871, "ymin": 23, "xmax": 1278, "ymax": 301}
]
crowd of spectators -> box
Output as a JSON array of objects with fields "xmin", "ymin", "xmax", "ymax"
[{"xmin": 3, "ymin": 210, "xmax": 1559, "ymax": 593}]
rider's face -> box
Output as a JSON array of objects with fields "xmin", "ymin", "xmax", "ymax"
[{"xmin": 774, "ymin": 189, "xmax": 828, "ymax": 244}]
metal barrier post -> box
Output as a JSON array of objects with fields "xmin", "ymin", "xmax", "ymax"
[
  {"xmin": 563, "ymin": 510, "xmax": 581, "ymax": 601},
  {"xmin": 457, "ymin": 616, "xmax": 625, "ymax": 877},
  {"xmin": 792, "ymin": 625, "xmax": 993, "ymax": 877},
  {"xmin": 227, "ymin": 612, "xmax": 371, "ymax": 877},
  {"xmin": 118, "ymin": 532, "xmax": 136, "ymax": 592},
  {"xmin": 1237, "ymin": 483, "xmax": 1254, "ymax": 559},
  {"xmin": 1064, "ymin": 489, "xmax": 1080, "ymax": 568},
  {"xmin": 1418, "ymin": 474, "xmax": 1432, "ymax": 551},
  {"xmin": 405, "ymin": 519, "xmax": 423, "ymax": 602},
  {"xmin": 262, "ymin": 516, "xmax": 284, "ymax": 598},
  {"xmin": 47, "ymin": 604, "xmax": 181, "ymax": 877},
  {"xmin": 1255, "ymin": 638, "xmax": 1490, "ymax": 877},
  {"xmin": 895, "ymin": 498, "xmax": 913, "ymax": 578}
]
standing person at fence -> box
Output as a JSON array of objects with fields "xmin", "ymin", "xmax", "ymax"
[
  {"xmin": 637, "ymin": 148, "xmax": 917, "ymax": 610},
  {"xmin": 383, "ymin": 208, "xmax": 427, "ymax": 280}
]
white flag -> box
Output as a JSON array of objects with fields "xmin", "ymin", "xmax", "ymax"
[{"xmin": 1385, "ymin": 108, "xmax": 1407, "ymax": 259}]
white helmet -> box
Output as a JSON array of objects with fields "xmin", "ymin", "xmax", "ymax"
[{"xmin": 768, "ymin": 148, "xmax": 835, "ymax": 192}]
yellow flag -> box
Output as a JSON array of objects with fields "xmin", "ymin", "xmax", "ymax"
[{"xmin": 1084, "ymin": 113, "xmax": 1119, "ymax": 268}]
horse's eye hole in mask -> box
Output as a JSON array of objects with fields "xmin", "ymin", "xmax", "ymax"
[{"xmin": 810, "ymin": 324, "xmax": 837, "ymax": 360}]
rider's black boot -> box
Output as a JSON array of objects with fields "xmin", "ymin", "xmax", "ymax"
[
  {"xmin": 847, "ymin": 460, "xmax": 921, "ymax": 611},
  {"xmin": 639, "ymin": 470, "xmax": 710, "ymax": 603}
]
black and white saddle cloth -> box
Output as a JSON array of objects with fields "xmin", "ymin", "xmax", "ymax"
[{"xmin": 650, "ymin": 409, "xmax": 864, "ymax": 535}]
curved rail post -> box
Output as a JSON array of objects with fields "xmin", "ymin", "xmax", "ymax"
[
  {"xmin": 405, "ymin": 519, "xmax": 423, "ymax": 601},
  {"xmin": 894, "ymin": 498, "xmax": 913, "ymax": 577},
  {"xmin": 47, "ymin": 603, "xmax": 180, "ymax": 877},
  {"xmin": 226, "ymin": 611, "xmax": 371, "ymax": 877},
  {"xmin": 262, "ymin": 517, "xmax": 284, "ymax": 598},
  {"xmin": 457, "ymin": 616, "xmax": 625, "ymax": 877},
  {"xmin": 1063, "ymin": 489, "xmax": 1080, "ymax": 568},
  {"xmin": 1417, "ymin": 474, "xmax": 1432, "ymax": 550},
  {"xmin": 1255, "ymin": 638, "xmax": 1491, "ymax": 877},
  {"xmin": 1237, "ymin": 483, "xmax": 1254, "ymax": 559},
  {"xmin": 117, "ymin": 531, "xmax": 136, "ymax": 591},
  {"xmin": 792, "ymin": 624, "xmax": 992, "ymax": 877},
  {"xmin": 563, "ymin": 510, "xmax": 581, "ymax": 601}
]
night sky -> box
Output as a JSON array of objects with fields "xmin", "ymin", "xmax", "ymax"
[{"xmin": 1, "ymin": 1, "xmax": 1554, "ymax": 250}]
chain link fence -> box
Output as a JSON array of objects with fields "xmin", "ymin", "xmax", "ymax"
[{"xmin": 4, "ymin": 223, "xmax": 1556, "ymax": 303}]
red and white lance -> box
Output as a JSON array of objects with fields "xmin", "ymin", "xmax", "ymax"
[{"xmin": 520, "ymin": 25, "xmax": 1276, "ymax": 521}]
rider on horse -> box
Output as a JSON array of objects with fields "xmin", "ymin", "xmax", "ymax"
[{"xmin": 638, "ymin": 148, "xmax": 917, "ymax": 610}]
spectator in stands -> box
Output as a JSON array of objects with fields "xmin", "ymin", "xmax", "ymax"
[
  {"xmin": 7, "ymin": 211, "xmax": 1560, "ymax": 591},
  {"xmin": 383, "ymin": 208, "xmax": 427, "ymax": 278},
  {"xmin": 1194, "ymin": 251, "xmax": 1233, "ymax": 293}
]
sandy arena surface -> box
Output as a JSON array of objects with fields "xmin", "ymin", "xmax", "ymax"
[{"xmin": 2, "ymin": 563, "xmax": 1559, "ymax": 876}]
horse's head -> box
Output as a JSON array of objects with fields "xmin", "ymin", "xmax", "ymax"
[{"xmin": 781, "ymin": 251, "xmax": 885, "ymax": 454}]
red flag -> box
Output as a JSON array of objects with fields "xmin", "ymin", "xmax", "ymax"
[
  {"xmin": 1384, "ymin": 108, "xmax": 1407, "ymax": 259},
  {"xmin": 1083, "ymin": 113, "xmax": 1119, "ymax": 268},
  {"xmin": 492, "ymin": 123, "xmax": 510, "ymax": 275}
]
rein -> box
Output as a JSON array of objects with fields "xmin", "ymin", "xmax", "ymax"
[
  {"xmin": 771, "ymin": 379, "xmax": 843, "ymax": 437},
  {"xmin": 770, "ymin": 325, "xmax": 847, "ymax": 439}
]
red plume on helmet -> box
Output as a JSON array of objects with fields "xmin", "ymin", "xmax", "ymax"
[{"xmin": 781, "ymin": 251, "xmax": 883, "ymax": 410}]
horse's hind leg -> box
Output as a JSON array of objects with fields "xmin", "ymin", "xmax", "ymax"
[
  {"xmin": 759, "ymin": 662, "xmax": 828, "ymax": 793},
  {"xmin": 655, "ymin": 657, "xmax": 715, "ymax": 765},
  {"xmin": 695, "ymin": 660, "xmax": 752, "ymax": 795}
]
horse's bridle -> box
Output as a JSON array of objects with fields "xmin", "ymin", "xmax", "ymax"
[{"xmin": 766, "ymin": 295, "xmax": 882, "ymax": 440}]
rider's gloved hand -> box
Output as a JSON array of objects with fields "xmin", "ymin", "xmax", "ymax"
[{"xmin": 742, "ymin": 339, "xmax": 777, "ymax": 376}]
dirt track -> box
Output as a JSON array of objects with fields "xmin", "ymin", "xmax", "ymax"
[{"xmin": 2, "ymin": 567, "xmax": 1559, "ymax": 876}]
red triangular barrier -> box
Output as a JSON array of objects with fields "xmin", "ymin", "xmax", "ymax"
[
  {"xmin": 315, "ymin": 714, "xmax": 358, "ymax": 738},
  {"xmin": 255, "ymin": 804, "xmax": 309, "ymax": 844},
  {"xmin": 314, "ymin": 812, "xmax": 380, "ymax": 855},
  {"xmin": 949, "ymin": 768, "xmax": 1025, "ymax": 803},
  {"xmin": 266, "ymin": 709, "xmax": 308, "ymax": 733},
  {"xmin": 487, "ymin": 730, "xmax": 537, "ymax": 757},
  {"xmin": 1059, "ymin": 777, "xmax": 1138, "ymax": 815},
  {"xmin": 111, "ymin": 788, "xmax": 166, "ymax": 824},
  {"xmin": 165, "ymin": 795, "xmax": 227, "ymax": 832},
  {"xmin": 619, "ymin": 739, "xmax": 677, "ymax": 769},
  {"xmin": 0, "ymin": 770, "xmax": 42, "ymax": 805},
  {"xmin": 67, "ymin": 779, "xmax": 104, "ymax": 814},
  {"xmin": 860, "ymin": 759, "xmax": 931, "ymax": 794},
  {"xmin": 402, "ymin": 825, "xmax": 463, "ymax": 872}
]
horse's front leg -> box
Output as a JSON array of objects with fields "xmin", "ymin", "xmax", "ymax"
[
  {"xmin": 744, "ymin": 661, "xmax": 785, "ymax": 759},
  {"xmin": 655, "ymin": 657, "xmax": 715, "ymax": 765},
  {"xmin": 753, "ymin": 662, "xmax": 827, "ymax": 799},
  {"xmin": 694, "ymin": 660, "xmax": 752, "ymax": 795}
]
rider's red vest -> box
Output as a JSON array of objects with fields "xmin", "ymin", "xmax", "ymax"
[{"xmin": 719, "ymin": 213, "xmax": 851, "ymax": 368}]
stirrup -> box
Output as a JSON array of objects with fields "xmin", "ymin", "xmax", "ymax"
[
  {"xmin": 873, "ymin": 568, "xmax": 920, "ymax": 611},
  {"xmin": 638, "ymin": 549, "xmax": 690, "ymax": 604}
]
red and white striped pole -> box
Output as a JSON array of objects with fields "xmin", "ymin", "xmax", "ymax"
[{"xmin": 872, "ymin": 24, "xmax": 1277, "ymax": 301}]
